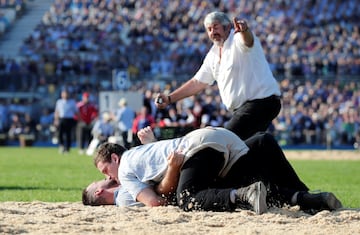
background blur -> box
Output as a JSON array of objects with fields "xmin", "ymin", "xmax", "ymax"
[{"xmin": 0, "ymin": 0, "xmax": 359, "ymax": 150}]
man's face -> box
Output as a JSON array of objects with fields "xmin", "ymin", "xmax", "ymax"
[
  {"xmin": 206, "ymin": 22, "xmax": 230, "ymax": 47},
  {"xmin": 87, "ymin": 179, "xmax": 119, "ymax": 193},
  {"xmin": 96, "ymin": 154, "xmax": 120, "ymax": 182},
  {"xmin": 82, "ymin": 95, "xmax": 89, "ymax": 103}
]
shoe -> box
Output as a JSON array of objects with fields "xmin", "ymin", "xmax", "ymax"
[
  {"xmin": 58, "ymin": 145, "xmax": 64, "ymax": 154},
  {"xmin": 297, "ymin": 191, "xmax": 342, "ymax": 214},
  {"xmin": 235, "ymin": 181, "xmax": 267, "ymax": 215}
]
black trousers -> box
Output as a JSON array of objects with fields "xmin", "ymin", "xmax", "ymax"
[
  {"xmin": 120, "ymin": 130, "xmax": 131, "ymax": 149},
  {"xmin": 76, "ymin": 121, "xmax": 93, "ymax": 150},
  {"xmin": 225, "ymin": 95, "xmax": 281, "ymax": 140},
  {"xmin": 176, "ymin": 132, "xmax": 308, "ymax": 212},
  {"xmin": 58, "ymin": 118, "xmax": 76, "ymax": 151}
]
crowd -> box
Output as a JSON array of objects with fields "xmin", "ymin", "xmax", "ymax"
[
  {"xmin": 0, "ymin": 77, "xmax": 359, "ymax": 150},
  {"xmin": 0, "ymin": 0, "xmax": 359, "ymax": 149},
  {"xmin": 0, "ymin": 0, "xmax": 26, "ymax": 36},
  {"xmin": 273, "ymin": 78, "xmax": 360, "ymax": 148},
  {"xmin": 0, "ymin": 0, "xmax": 359, "ymax": 92}
]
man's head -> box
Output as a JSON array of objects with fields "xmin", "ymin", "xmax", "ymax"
[
  {"xmin": 102, "ymin": 112, "xmax": 111, "ymax": 123},
  {"xmin": 61, "ymin": 89, "xmax": 69, "ymax": 99},
  {"xmin": 118, "ymin": 98, "xmax": 127, "ymax": 107},
  {"xmin": 204, "ymin": 11, "xmax": 232, "ymax": 47},
  {"xmin": 82, "ymin": 92, "xmax": 90, "ymax": 102},
  {"xmin": 94, "ymin": 142, "xmax": 127, "ymax": 182},
  {"xmin": 82, "ymin": 179, "xmax": 119, "ymax": 206}
]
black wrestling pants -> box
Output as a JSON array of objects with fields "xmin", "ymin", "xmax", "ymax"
[
  {"xmin": 176, "ymin": 132, "xmax": 308, "ymax": 212},
  {"xmin": 225, "ymin": 95, "xmax": 281, "ymax": 140}
]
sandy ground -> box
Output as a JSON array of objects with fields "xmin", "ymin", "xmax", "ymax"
[
  {"xmin": 1, "ymin": 150, "xmax": 359, "ymax": 235},
  {"xmin": 283, "ymin": 149, "xmax": 360, "ymax": 160}
]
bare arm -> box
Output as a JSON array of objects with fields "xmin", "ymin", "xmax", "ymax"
[
  {"xmin": 136, "ymin": 187, "xmax": 167, "ymax": 207},
  {"xmin": 233, "ymin": 18, "xmax": 254, "ymax": 47},
  {"xmin": 155, "ymin": 78, "xmax": 208, "ymax": 109},
  {"xmin": 155, "ymin": 151, "xmax": 184, "ymax": 197}
]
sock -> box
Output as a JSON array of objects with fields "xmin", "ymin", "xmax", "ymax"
[
  {"xmin": 230, "ymin": 189, "xmax": 236, "ymax": 203},
  {"xmin": 291, "ymin": 192, "xmax": 299, "ymax": 205}
]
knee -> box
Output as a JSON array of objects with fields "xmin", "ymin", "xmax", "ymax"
[
  {"xmin": 263, "ymin": 132, "xmax": 276, "ymax": 141},
  {"xmin": 255, "ymin": 132, "xmax": 276, "ymax": 144}
]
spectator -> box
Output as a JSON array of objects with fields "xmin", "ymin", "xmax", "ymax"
[
  {"xmin": 7, "ymin": 113, "xmax": 23, "ymax": 140},
  {"xmin": 76, "ymin": 92, "xmax": 98, "ymax": 155},
  {"xmin": 86, "ymin": 111, "xmax": 115, "ymax": 156},
  {"xmin": 0, "ymin": 99, "xmax": 9, "ymax": 133},
  {"xmin": 114, "ymin": 98, "xmax": 135, "ymax": 149},
  {"xmin": 54, "ymin": 89, "xmax": 78, "ymax": 154},
  {"xmin": 161, "ymin": 107, "xmax": 182, "ymax": 128},
  {"xmin": 132, "ymin": 106, "xmax": 155, "ymax": 146},
  {"xmin": 22, "ymin": 113, "xmax": 37, "ymax": 136},
  {"xmin": 36, "ymin": 107, "xmax": 55, "ymax": 142}
]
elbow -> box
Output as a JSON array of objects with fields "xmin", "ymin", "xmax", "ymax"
[
  {"xmin": 154, "ymin": 184, "xmax": 166, "ymax": 196},
  {"xmin": 136, "ymin": 187, "xmax": 167, "ymax": 207},
  {"xmin": 145, "ymin": 198, "xmax": 165, "ymax": 207}
]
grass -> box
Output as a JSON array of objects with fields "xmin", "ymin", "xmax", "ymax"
[
  {"xmin": 0, "ymin": 147, "xmax": 103, "ymax": 202},
  {"xmin": 0, "ymin": 147, "xmax": 359, "ymax": 208},
  {"xmin": 288, "ymin": 159, "xmax": 360, "ymax": 208}
]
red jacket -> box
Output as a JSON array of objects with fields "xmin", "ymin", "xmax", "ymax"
[
  {"xmin": 76, "ymin": 101, "xmax": 98, "ymax": 125},
  {"xmin": 132, "ymin": 114, "xmax": 155, "ymax": 133}
]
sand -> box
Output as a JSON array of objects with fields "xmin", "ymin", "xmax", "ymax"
[{"xmin": 1, "ymin": 150, "xmax": 359, "ymax": 235}]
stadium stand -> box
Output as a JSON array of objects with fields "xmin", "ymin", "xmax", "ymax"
[{"xmin": 0, "ymin": 0, "xmax": 27, "ymax": 36}]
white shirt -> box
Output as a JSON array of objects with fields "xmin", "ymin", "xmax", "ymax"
[
  {"xmin": 114, "ymin": 186, "xmax": 143, "ymax": 207},
  {"xmin": 194, "ymin": 30, "xmax": 281, "ymax": 112},
  {"xmin": 118, "ymin": 127, "xmax": 249, "ymax": 201},
  {"xmin": 55, "ymin": 98, "xmax": 78, "ymax": 118}
]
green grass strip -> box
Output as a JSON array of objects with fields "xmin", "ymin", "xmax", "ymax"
[{"xmin": 0, "ymin": 147, "xmax": 359, "ymax": 208}]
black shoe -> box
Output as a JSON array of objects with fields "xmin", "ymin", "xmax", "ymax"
[
  {"xmin": 297, "ymin": 191, "xmax": 342, "ymax": 214},
  {"xmin": 235, "ymin": 181, "xmax": 267, "ymax": 215}
]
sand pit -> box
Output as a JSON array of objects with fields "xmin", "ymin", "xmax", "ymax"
[
  {"xmin": 1, "ymin": 150, "xmax": 359, "ymax": 235},
  {"xmin": 1, "ymin": 202, "xmax": 359, "ymax": 235}
]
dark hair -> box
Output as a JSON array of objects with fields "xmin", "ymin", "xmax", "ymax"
[
  {"xmin": 82, "ymin": 187, "xmax": 107, "ymax": 206},
  {"xmin": 82, "ymin": 179, "xmax": 119, "ymax": 206},
  {"xmin": 93, "ymin": 142, "xmax": 127, "ymax": 167},
  {"xmin": 82, "ymin": 188, "xmax": 93, "ymax": 206}
]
